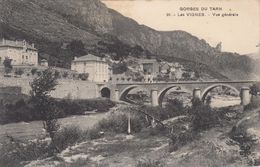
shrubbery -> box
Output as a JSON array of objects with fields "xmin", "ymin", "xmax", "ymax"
[
  {"xmin": 0, "ymin": 98, "xmax": 115, "ymax": 125},
  {"xmin": 0, "ymin": 125, "xmax": 88, "ymax": 167},
  {"xmin": 78, "ymin": 73, "xmax": 89, "ymax": 81},
  {"xmin": 189, "ymin": 98, "xmax": 220, "ymax": 131},
  {"xmin": 91, "ymin": 99, "xmax": 186, "ymax": 136},
  {"xmin": 169, "ymin": 128, "xmax": 196, "ymax": 152},
  {"xmin": 136, "ymin": 158, "xmax": 164, "ymax": 167},
  {"xmin": 168, "ymin": 98, "xmax": 221, "ymax": 151},
  {"xmin": 0, "ymin": 136, "xmax": 51, "ymax": 167},
  {"xmin": 53, "ymin": 126, "xmax": 86, "ymax": 151},
  {"xmin": 96, "ymin": 112, "xmax": 148, "ymax": 134},
  {"xmin": 244, "ymin": 96, "xmax": 260, "ymax": 111},
  {"xmin": 140, "ymin": 98, "xmax": 186, "ymax": 121}
]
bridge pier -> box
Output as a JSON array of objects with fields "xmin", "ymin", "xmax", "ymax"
[
  {"xmin": 151, "ymin": 89, "xmax": 159, "ymax": 107},
  {"xmin": 193, "ymin": 88, "xmax": 201, "ymax": 99},
  {"xmin": 111, "ymin": 89, "xmax": 119, "ymax": 101},
  {"xmin": 240, "ymin": 87, "xmax": 251, "ymax": 106}
]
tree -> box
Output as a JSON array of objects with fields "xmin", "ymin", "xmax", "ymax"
[
  {"xmin": 182, "ymin": 72, "xmax": 191, "ymax": 80},
  {"xmin": 3, "ymin": 57, "xmax": 12, "ymax": 74},
  {"xmin": 112, "ymin": 62, "xmax": 128, "ymax": 74},
  {"xmin": 30, "ymin": 68, "xmax": 59, "ymax": 153},
  {"xmin": 79, "ymin": 73, "xmax": 89, "ymax": 81},
  {"xmin": 62, "ymin": 72, "xmax": 69, "ymax": 78},
  {"xmin": 31, "ymin": 68, "xmax": 37, "ymax": 75},
  {"xmin": 250, "ymin": 84, "xmax": 259, "ymax": 97},
  {"xmin": 14, "ymin": 68, "xmax": 24, "ymax": 77},
  {"xmin": 54, "ymin": 70, "xmax": 60, "ymax": 78},
  {"xmin": 67, "ymin": 40, "xmax": 86, "ymax": 56}
]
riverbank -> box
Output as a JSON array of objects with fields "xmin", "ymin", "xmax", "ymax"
[
  {"xmin": 0, "ymin": 111, "xmax": 111, "ymax": 143},
  {"xmin": 22, "ymin": 104, "xmax": 254, "ymax": 167}
]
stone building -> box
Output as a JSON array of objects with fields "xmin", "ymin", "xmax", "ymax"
[
  {"xmin": 71, "ymin": 54, "xmax": 110, "ymax": 82},
  {"xmin": 40, "ymin": 59, "xmax": 48, "ymax": 67},
  {"xmin": 139, "ymin": 59, "xmax": 159, "ymax": 75},
  {"xmin": 0, "ymin": 39, "xmax": 38, "ymax": 66}
]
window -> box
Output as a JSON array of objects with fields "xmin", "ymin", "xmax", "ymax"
[
  {"xmin": 22, "ymin": 55, "xmax": 24, "ymax": 59},
  {"xmin": 26, "ymin": 56, "xmax": 28, "ymax": 59}
]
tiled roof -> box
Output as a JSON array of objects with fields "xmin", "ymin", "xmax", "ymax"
[
  {"xmin": 0, "ymin": 39, "xmax": 37, "ymax": 50},
  {"xmin": 73, "ymin": 54, "xmax": 105, "ymax": 62}
]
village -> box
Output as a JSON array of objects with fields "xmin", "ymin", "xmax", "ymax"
[
  {"xmin": 0, "ymin": 38, "xmax": 197, "ymax": 83},
  {"xmin": 0, "ymin": 0, "xmax": 259, "ymax": 166}
]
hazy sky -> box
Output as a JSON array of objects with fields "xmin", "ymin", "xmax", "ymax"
[{"xmin": 102, "ymin": 0, "xmax": 260, "ymax": 54}]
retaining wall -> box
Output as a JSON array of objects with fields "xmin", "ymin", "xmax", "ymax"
[{"xmin": 0, "ymin": 77, "xmax": 99, "ymax": 99}]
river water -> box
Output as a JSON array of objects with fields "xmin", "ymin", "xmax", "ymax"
[
  {"xmin": 0, "ymin": 97, "xmax": 240, "ymax": 142},
  {"xmin": 209, "ymin": 96, "xmax": 241, "ymax": 108},
  {"xmin": 0, "ymin": 112, "xmax": 109, "ymax": 142}
]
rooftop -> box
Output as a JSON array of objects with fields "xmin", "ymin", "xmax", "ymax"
[
  {"xmin": 73, "ymin": 54, "xmax": 106, "ymax": 62},
  {"xmin": 139, "ymin": 59, "xmax": 157, "ymax": 64},
  {"xmin": 0, "ymin": 38, "xmax": 37, "ymax": 50}
]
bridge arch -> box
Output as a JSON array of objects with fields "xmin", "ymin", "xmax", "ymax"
[
  {"xmin": 100, "ymin": 86, "xmax": 111, "ymax": 98},
  {"xmin": 119, "ymin": 85, "xmax": 140, "ymax": 101},
  {"xmin": 157, "ymin": 85, "xmax": 192, "ymax": 106},
  {"xmin": 201, "ymin": 84, "xmax": 240, "ymax": 102},
  {"xmin": 158, "ymin": 86, "xmax": 180, "ymax": 106}
]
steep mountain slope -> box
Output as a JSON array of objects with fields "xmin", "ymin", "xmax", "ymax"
[
  {"xmin": 0, "ymin": 0, "xmax": 256, "ymax": 79},
  {"xmin": 109, "ymin": 8, "xmax": 217, "ymax": 63},
  {"xmin": 0, "ymin": 0, "xmax": 99, "ymax": 44}
]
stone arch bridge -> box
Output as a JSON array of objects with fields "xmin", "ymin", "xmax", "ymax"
[{"xmin": 97, "ymin": 81, "xmax": 260, "ymax": 106}]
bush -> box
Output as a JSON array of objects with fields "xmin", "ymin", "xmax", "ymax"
[
  {"xmin": 140, "ymin": 99, "xmax": 186, "ymax": 121},
  {"xmin": 0, "ymin": 126, "xmax": 88, "ymax": 166},
  {"xmin": 97, "ymin": 112, "xmax": 148, "ymax": 134},
  {"xmin": 112, "ymin": 62, "xmax": 128, "ymax": 74},
  {"xmin": 36, "ymin": 71, "xmax": 42, "ymax": 76},
  {"xmin": 78, "ymin": 73, "xmax": 89, "ymax": 81},
  {"xmin": 136, "ymin": 158, "xmax": 164, "ymax": 167},
  {"xmin": 229, "ymin": 122, "xmax": 256, "ymax": 159},
  {"xmin": 86, "ymin": 127, "xmax": 103, "ymax": 140},
  {"xmin": 83, "ymin": 98, "xmax": 116, "ymax": 113},
  {"xmin": 190, "ymin": 98, "xmax": 219, "ymax": 131},
  {"xmin": 0, "ymin": 136, "xmax": 51, "ymax": 167},
  {"xmin": 53, "ymin": 126, "xmax": 85, "ymax": 151},
  {"xmin": 14, "ymin": 68, "xmax": 24, "ymax": 76},
  {"xmin": 97, "ymin": 113, "xmax": 128, "ymax": 133},
  {"xmin": 0, "ymin": 98, "xmax": 115, "ymax": 125},
  {"xmin": 3, "ymin": 58, "xmax": 12, "ymax": 74},
  {"xmin": 56, "ymin": 99, "xmax": 116, "ymax": 114},
  {"xmin": 169, "ymin": 128, "xmax": 196, "ymax": 152},
  {"xmin": 0, "ymin": 99, "xmax": 36, "ymax": 124},
  {"xmin": 31, "ymin": 68, "xmax": 37, "ymax": 75},
  {"xmin": 54, "ymin": 70, "xmax": 60, "ymax": 78},
  {"xmin": 62, "ymin": 72, "xmax": 69, "ymax": 78},
  {"xmin": 244, "ymin": 97, "xmax": 260, "ymax": 111}
]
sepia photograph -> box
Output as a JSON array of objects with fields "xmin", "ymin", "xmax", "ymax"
[{"xmin": 0, "ymin": 0, "xmax": 260, "ymax": 166}]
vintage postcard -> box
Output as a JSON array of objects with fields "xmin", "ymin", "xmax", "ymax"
[{"xmin": 0, "ymin": 0, "xmax": 260, "ymax": 166}]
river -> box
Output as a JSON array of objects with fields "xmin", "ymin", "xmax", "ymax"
[
  {"xmin": 0, "ymin": 98, "xmax": 240, "ymax": 142},
  {"xmin": 0, "ymin": 112, "xmax": 109, "ymax": 143},
  {"xmin": 209, "ymin": 96, "xmax": 241, "ymax": 108}
]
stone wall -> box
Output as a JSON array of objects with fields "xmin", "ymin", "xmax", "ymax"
[{"xmin": 0, "ymin": 77, "xmax": 100, "ymax": 99}]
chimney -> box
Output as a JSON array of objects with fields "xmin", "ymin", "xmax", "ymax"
[
  {"xmin": 32, "ymin": 43, "xmax": 34, "ymax": 48},
  {"xmin": 74, "ymin": 57, "xmax": 78, "ymax": 60}
]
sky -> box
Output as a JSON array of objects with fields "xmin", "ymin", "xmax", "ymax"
[{"xmin": 102, "ymin": 0, "xmax": 260, "ymax": 55}]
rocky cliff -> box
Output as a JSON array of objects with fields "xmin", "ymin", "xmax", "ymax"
[{"xmin": 0, "ymin": 0, "xmax": 256, "ymax": 79}]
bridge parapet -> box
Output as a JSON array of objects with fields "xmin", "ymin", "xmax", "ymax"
[{"xmin": 97, "ymin": 80, "xmax": 259, "ymax": 106}]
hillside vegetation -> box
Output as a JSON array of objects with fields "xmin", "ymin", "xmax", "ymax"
[{"xmin": 0, "ymin": 0, "xmax": 256, "ymax": 79}]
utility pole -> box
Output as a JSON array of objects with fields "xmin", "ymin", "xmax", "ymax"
[{"xmin": 127, "ymin": 112, "xmax": 131, "ymax": 134}]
